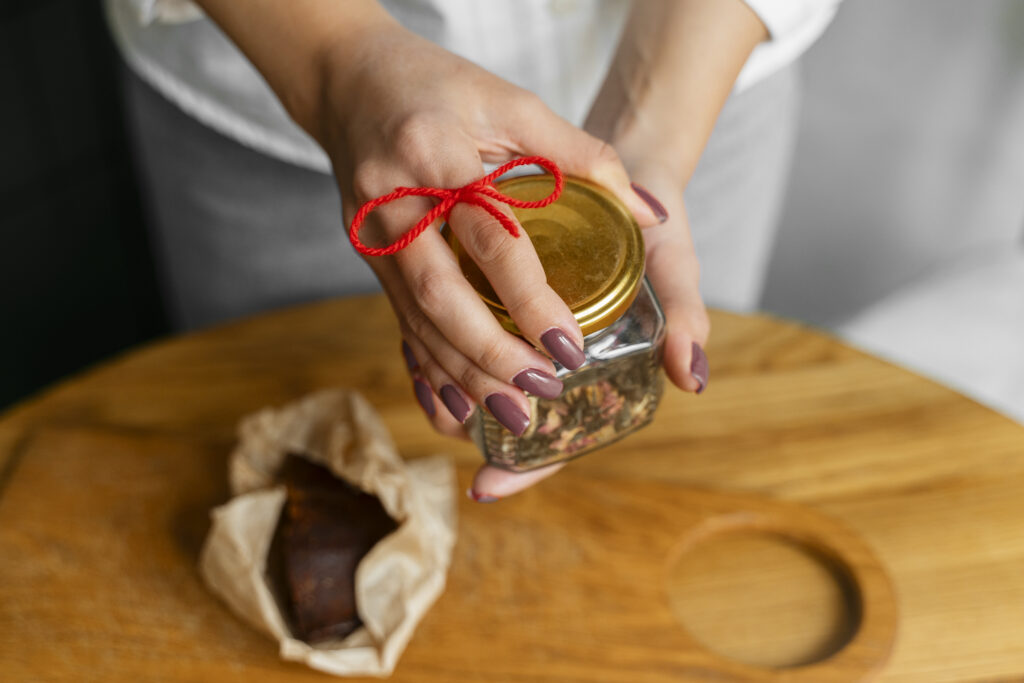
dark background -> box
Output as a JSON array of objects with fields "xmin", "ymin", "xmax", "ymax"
[{"xmin": 1, "ymin": 0, "xmax": 167, "ymax": 409}]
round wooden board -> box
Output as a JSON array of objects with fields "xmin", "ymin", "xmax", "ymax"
[{"xmin": 2, "ymin": 295, "xmax": 1024, "ymax": 681}]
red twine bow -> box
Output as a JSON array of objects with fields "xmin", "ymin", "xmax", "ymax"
[{"xmin": 348, "ymin": 156, "xmax": 564, "ymax": 256}]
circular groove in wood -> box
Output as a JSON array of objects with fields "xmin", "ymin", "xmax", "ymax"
[{"xmin": 667, "ymin": 530, "xmax": 861, "ymax": 669}]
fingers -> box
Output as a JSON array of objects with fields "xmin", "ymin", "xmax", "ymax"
[
  {"xmin": 647, "ymin": 230, "xmax": 710, "ymax": 393},
  {"xmin": 389, "ymin": 230, "xmax": 553, "ymax": 433},
  {"xmin": 399, "ymin": 338, "xmax": 470, "ymax": 440},
  {"xmin": 348, "ymin": 149, "xmax": 571, "ymax": 438},
  {"xmin": 372, "ymin": 235, "xmax": 556, "ymax": 437},
  {"xmin": 447, "ymin": 200, "xmax": 587, "ymax": 368},
  {"xmin": 467, "ymin": 462, "xmax": 566, "ymax": 503},
  {"xmin": 638, "ymin": 184, "xmax": 711, "ymax": 394},
  {"xmin": 507, "ymin": 99, "xmax": 709, "ymax": 394}
]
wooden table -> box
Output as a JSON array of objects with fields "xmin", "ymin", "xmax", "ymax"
[{"xmin": 2, "ymin": 295, "xmax": 1023, "ymax": 681}]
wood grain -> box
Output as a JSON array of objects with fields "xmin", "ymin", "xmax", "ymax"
[
  {"xmin": 1, "ymin": 294, "xmax": 1023, "ymax": 681},
  {"xmin": 666, "ymin": 532, "xmax": 861, "ymax": 669}
]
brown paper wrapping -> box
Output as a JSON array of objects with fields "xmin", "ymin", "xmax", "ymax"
[{"xmin": 199, "ymin": 389, "xmax": 457, "ymax": 677}]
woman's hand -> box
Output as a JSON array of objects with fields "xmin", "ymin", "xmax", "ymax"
[
  {"xmin": 191, "ymin": 0, "xmax": 758, "ymax": 503},
  {"xmin": 311, "ymin": 23, "xmax": 663, "ymax": 438},
  {"xmin": 465, "ymin": 164, "xmax": 709, "ymax": 505},
  {"xmin": 467, "ymin": 0, "xmax": 767, "ymax": 501},
  {"xmin": 626, "ymin": 168, "xmax": 711, "ymax": 393},
  {"xmin": 577, "ymin": 0, "xmax": 769, "ymax": 396}
]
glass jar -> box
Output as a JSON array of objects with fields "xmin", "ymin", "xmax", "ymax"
[{"xmin": 447, "ymin": 175, "xmax": 667, "ymax": 472}]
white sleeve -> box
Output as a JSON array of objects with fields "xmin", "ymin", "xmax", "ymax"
[
  {"xmin": 743, "ymin": 0, "xmax": 842, "ymax": 41},
  {"xmin": 734, "ymin": 0, "xmax": 842, "ymax": 91},
  {"xmin": 121, "ymin": 0, "xmax": 203, "ymax": 24}
]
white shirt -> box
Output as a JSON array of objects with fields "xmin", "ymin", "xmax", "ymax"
[{"xmin": 104, "ymin": 0, "xmax": 840, "ymax": 175}]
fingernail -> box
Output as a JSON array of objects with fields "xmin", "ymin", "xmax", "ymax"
[
  {"xmin": 466, "ymin": 489, "xmax": 500, "ymax": 503},
  {"xmin": 401, "ymin": 340, "xmax": 418, "ymax": 371},
  {"xmin": 691, "ymin": 342, "xmax": 709, "ymax": 394},
  {"xmin": 631, "ymin": 183, "xmax": 669, "ymax": 223},
  {"xmin": 540, "ymin": 328, "xmax": 586, "ymax": 370},
  {"xmin": 485, "ymin": 393, "xmax": 530, "ymax": 436},
  {"xmin": 440, "ymin": 384, "xmax": 471, "ymax": 423},
  {"xmin": 413, "ymin": 378, "xmax": 436, "ymax": 416},
  {"xmin": 513, "ymin": 368, "xmax": 563, "ymax": 399}
]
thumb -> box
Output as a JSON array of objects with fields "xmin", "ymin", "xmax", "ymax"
[{"xmin": 466, "ymin": 462, "xmax": 566, "ymax": 502}]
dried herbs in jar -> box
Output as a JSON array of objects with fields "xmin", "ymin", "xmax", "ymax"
[{"xmin": 448, "ymin": 175, "xmax": 667, "ymax": 472}]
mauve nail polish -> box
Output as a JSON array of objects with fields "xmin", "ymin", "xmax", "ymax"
[
  {"xmin": 513, "ymin": 368, "xmax": 563, "ymax": 399},
  {"xmin": 401, "ymin": 340, "xmax": 418, "ymax": 371},
  {"xmin": 485, "ymin": 393, "xmax": 530, "ymax": 436},
  {"xmin": 413, "ymin": 379, "xmax": 436, "ymax": 416},
  {"xmin": 540, "ymin": 328, "xmax": 586, "ymax": 370},
  {"xmin": 440, "ymin": 384, "xmax": 470, "ymax": 423},
  {"xmin": 691, "ymin": 342, "xmax": 709, "ymax": 394},
  {"xmin": 631, "ymin": 183, "xmax": 669, "ymax": 223}
]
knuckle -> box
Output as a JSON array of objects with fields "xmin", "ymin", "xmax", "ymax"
[
  {"xmin": 391, "ymin": 112, "xmax": 447, "ymax": 169},
  {"xmin": 400, "ymin": 300, "xmax": 433, "ymax": 339},
  {"xmin": 457, "ymin": 364, "xmax": 483, "ymax": 396},
  {"xmin": 501, "ymin": 284, "xmax": 548, "ymax": 318},
  {"xmin": 592, "ymin": 139, "xmax": 623, "ymax": 169},
  {"xmin": 511, "ymin": 88, "xmax": 544, "ymax": 115},
  {"xmin": 474, "ymin": 337, "xmax": 508, "ymax": 375},
  {"xmin": 351, "ymin": 161, "xmax": 387, "ymax": 203},
  {"xmin": 465, "ymin": 217, "xmax": 516, "ymax": 267},
  {"xmin": 392, "ymin": 111, "xmax": 436, "ymax": 144},
  {"xmin": 415, "ymin": 354, "xmax": 438, "ymax": 379},
  {"xmin": 409, "ymin": 269, "xmax": 451, "ymax": 317}
]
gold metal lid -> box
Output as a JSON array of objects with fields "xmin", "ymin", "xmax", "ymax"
[{"xmin": 446, "ymin": 175, "xmax": 645, "ymax": 337}]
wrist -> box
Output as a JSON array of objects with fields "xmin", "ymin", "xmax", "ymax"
[
  {"xmin": 586, "ymin": 0, "xmax": 768, "ymax": 185},
  {"xmin": 291, "ymin": 11, "xmax": 401, "ymax": 146},
  {"xmin": 192, "ymin": 0, "xmax": 398, "ymax": 146},
  {"xmin": 585, "ymin": 92, "xmax": 698, "ymax": 186}
]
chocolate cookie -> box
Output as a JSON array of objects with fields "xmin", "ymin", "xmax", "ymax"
[{"xmin": 276, "ymin": 454, "xmax": 398, "ymax": 643}]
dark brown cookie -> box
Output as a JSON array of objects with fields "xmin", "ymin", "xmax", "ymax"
[{"xmin": 277, "ymin": 454, "xmax": 398, "ymax": 643}]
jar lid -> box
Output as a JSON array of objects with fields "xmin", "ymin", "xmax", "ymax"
[{"xmin": 446, "ymin": 175, "xmax": 644, "ymax": 337}]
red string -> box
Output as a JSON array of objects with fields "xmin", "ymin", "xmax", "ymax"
[{"xmin": 348, "ymin": 156, "xmax": 564, "ymax": 257}]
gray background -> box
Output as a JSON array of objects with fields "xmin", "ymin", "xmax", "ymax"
[{"xmin": 764, "ymin": 0, "xmax": 1024, "ymax": 326}]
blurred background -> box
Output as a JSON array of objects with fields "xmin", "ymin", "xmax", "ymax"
[
  {"xmin": 2, "ymin": 0, "xmax": 1023, "ymax": 418},
  {"xmin": 1, "ymin": 0, "xmax": 167, "ymax": 408},
  {"xmin": 763, "ymin": 0, "xmax": 1024, "ymax": 425}
]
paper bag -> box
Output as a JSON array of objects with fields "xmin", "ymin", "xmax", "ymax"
[{"xmin": 199, "ymin": 389, "xmax": 457, "ymax": 677}]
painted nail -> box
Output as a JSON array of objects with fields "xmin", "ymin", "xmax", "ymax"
[
  {"xmin": 691, "ymin": 342, "xmax": 709, "ymax": 394},
  {"xmin": 540, "ymin": 328, "xmax": 586, "ymax": 370},
  {"xmin": 466, "ymin": 489, "xmax": 500, "ymax": 503},
  {"xmin": 513, "ymin": 368, "xmax": 563, "ymax": 399},
  {"xmin": 485, "ymin": 393, "xmax": 530, "ymax": 436},
  {"xmin": 413, "ymin": 378, "xmax": 436, "ymax": 416},
  {"xmin": 631, "ymin": 183, "xmax": 669, "ymax": 223},
  {"xmin": 401, "ymin": 340, "xmax": 418, "ymax": 371},
  {"xmin": 440, "ymin": 384, "xmax": 471, "ymax": 423}
]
